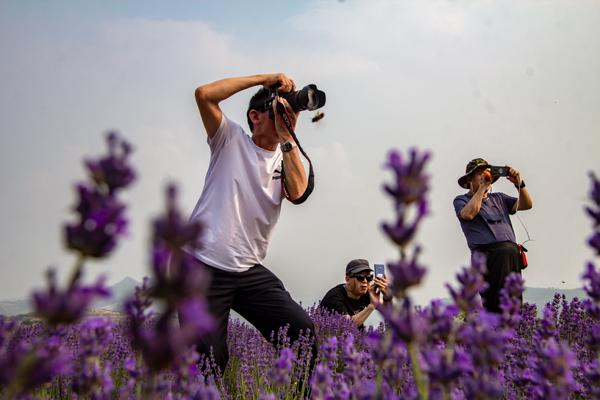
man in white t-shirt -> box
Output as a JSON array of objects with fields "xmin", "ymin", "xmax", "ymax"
[{"xmin": 185, "ymin": 73, "xmax": 315, "ymax": 372}]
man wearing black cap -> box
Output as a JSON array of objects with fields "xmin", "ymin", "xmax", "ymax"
[
  {"xmin": 453, "ymin": 158, "xmax": 533, "ymax": 313},
  {"xmin": 320, "ymin": 259, "xmax": 391, "ymax": 328}
]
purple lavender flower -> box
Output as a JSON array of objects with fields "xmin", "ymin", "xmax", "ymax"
[
  {"xmin": 425, "ymin": 300, "xmax": 459, "ymax": 343},
  {"xmin": 65, "ymin": 184, "xmax": 128, "ymax": 258},
  {"xmin": 528, "ymin": 337, "xmax": 578, "ymax": 398},
  {"xmin": 499, "ymin": 272, "xmax": 525, "ymax": 326},
  {"xmin": 149, "ymin": 184, "xmax": 206, "ymax": 307},
  {"xmin": 383, "ymin": 148, "xmax": 430, "ymax": 206},
  {"xmin": 65, "ymin": 133, "xmax": 135, "ymax": 259},
  {"xmin": 0, "ymin": 334, "xmax": 71, "ymax": 395},
  {"xmin": 582, "ymin": 262, "xmax": 600, "ymax": 303},
  {"xmin": 387, "ymin": 246, "xmax": 427, "ymax": 298},
  {"xmin": 32, "ymin": 269, "xmax": 110, "ymax": 326},
  {"xmin": 85, "ymin": 131, "xmax": 136, "ymax": 194},
  {"xmin": 380, "ymin": 299, "xmax": 427, "ymax": 344},
  {"xmin": 382, "ymin": 200, "xmax": 429, "ymax": 249},
  {"xmin": 269, "ymin": 347, "xmax": 296, "ymax": 385},
  {"xmin": 446, "ymin": 252, "xmax": 488, "ymax": 314}
]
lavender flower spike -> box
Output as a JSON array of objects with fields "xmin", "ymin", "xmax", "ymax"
[
  {"xmin": 32, "ymin": 269, "xmax": 110, "ymax": 326},
  {"xmin": 85, "ymin": 131, "xmax": 136, "ymax": 194},
  {"xmin": 383, "ymin": 148, "xmax": 431, "ymax": 206}
]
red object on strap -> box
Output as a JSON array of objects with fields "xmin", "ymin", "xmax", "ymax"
[{"xmin": 518, "ymin": 244, "xmax": 528, "ymax": 269}]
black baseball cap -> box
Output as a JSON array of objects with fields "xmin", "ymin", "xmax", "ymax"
[{"xmin": 345, "ymin": 259, "xmax": 372, "ymax": 276}]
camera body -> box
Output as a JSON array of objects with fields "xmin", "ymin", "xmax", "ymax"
[
  {"xmin": 490, "ymin": 165, "xmax": 510, "ymax": 179},
  {"xmin": 259, "ymin": 84, "xmax": 326, "ymax": 119}
]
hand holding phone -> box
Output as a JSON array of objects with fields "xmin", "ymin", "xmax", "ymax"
[{"xmin": 374, "ymin": 264, "xmax": 385, "ymax": 278}]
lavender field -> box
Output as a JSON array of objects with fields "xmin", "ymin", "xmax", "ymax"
[{"xmin": 1, "ymin": 134, "xmax": 599, "ymax": 399}]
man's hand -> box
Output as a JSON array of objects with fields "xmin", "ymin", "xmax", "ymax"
[
  {"xmin": 262, "ymin": 73, "xmax": 296, "ymax": 93},
  {"xmin": 368, "ymin": 285, "xmax": 381, "ymax": 308},
  {"xmin": 272, "ymin": 97, "xmax": 299, "ymax": 142},
  {"xmin": 476, "ymin": 173, "xmax": 492, "ymax": 195},
  {"xmin": 506, "ymin": 165, "xmax": 521, "ymax": 187},
  {"xmin": 373, "ymin": 276, "xmax": 393, "ymax": 304}
]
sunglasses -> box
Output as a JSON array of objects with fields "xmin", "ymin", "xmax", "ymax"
[{"xmin": 352, "ymin": 274, "xmax": 373, "ymax": 282}]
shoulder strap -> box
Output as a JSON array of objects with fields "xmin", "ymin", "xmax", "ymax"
[{"xmin": 276, "ymin": 101, "xmax": 315, "ymax": 205}]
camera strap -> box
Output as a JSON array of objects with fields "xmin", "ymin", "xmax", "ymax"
[{"xmin": 276, "ymin": 101, "xmax": 315, "ymax": 205}]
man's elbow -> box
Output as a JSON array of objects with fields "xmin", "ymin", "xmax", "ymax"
[
  {"xmin": 459, "ymin": 210, "xmax": 475, "ymax": 221},
  {"xmin": 195, "ymin": 86, "xmax": 208, "ymax": 104}
]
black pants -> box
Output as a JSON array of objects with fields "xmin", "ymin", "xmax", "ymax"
[
  {"xmin": 473, "ymin": 241, "xmax": 522, "ymax": 313},
  {"xmin": 184, "ymin": 262, "xmax": 315, "ymax": 373}
]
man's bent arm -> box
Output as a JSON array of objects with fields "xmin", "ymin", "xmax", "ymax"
[
  {"xmin": 274, "ymin": 99, "xmax": 308, "ymax": 201},
  {"xmin": 349, "ymin": 304, "xmax": 375, "ymax": 327},
  {"xmin": 459, "ymin": 188, "xmax": 486, "ymax": 220},
  {"xmin": 195, "ymin": 74, "xmax": 292, "ymax": 138}
]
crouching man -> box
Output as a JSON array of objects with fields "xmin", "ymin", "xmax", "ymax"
[{"xmin": 320, "ymin": 259, "xmax": 392, "ymax": 328}]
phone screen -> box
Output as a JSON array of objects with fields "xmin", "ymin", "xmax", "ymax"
[{"xmin": 374, "ymin": 263, "xmax": 385, "ymax": 278}]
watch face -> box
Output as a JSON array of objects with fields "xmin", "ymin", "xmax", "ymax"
[{"xmin": 281, "ymin": 142, "xmax": 294, "ymax": 152}]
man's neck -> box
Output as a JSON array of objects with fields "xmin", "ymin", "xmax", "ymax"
[
  {"xmin": 344, "ymin": 284, "xmax": 361, "ymax": 300},
  {"xmin": 252, "ymin": 132, "xmax": 278, "ymax": 151}
]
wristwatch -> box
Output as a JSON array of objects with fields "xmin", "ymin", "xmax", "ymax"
[
  {"xmin": 516, "ymin": 180, "xmax": 526, "ymax": 189},
  {"xmin": 280, "ymin": 141, "xmax": 296, "ymax": 153}
]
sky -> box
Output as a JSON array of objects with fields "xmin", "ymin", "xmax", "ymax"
[{"xmin": 1, "ymin": 0, "xmax": 599, "ymax": 307}]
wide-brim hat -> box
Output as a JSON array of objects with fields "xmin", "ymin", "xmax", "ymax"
[
  {"xmin": 345, "ymin": 259, "xmax": 372, "ymax": 276},
  {"xmin": 458, "ymin": 158, "xmax": 499, "ymax": 189}
]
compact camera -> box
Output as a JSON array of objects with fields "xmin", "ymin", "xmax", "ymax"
[{"xmin": 490, "ymin": 165, "xmax": 510, "ymax": 179}]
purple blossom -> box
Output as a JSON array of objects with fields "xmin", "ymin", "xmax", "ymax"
[
  {"xmin": 528, "ymin": 337, "xmax": 578, "ymax": 398},
  {"xmin": 149, "ymin": 184, "xmax": 206, "ymax": 307},
  {"xmin": 424, "ymin": 300, "xmax": 459, "ymax": 343},
  {"xmin": 446, "ymin": 253, "xmax": 488, "ymax": 314},
  {"xmin": 65, "ymin": 184, "xmax": 128, "ymax": 258},
  {"xmin": 269, "ymin": 347, "xmax": 296, "ymax": 385},
  {"xmin": 380, "ymin": 299, "xmax": 427, "ymax": 344},
  {"xmin": 85, "ymin": 131, "xmax": 136, "ymax": 194},
  {"xmin": 0, "ymin": 334, "xmax": 71, "ymax": 394},
  {"xmin": 382, "ymin": 200, "xmax": 428, "ymax": 249},
  {"xmin": 387, "ymin": 246, "xmax": 427, "ymax": 298},
  {"xmin": 500, "ymin": 272, "xmax": 525, "ymax": 327},
  {"xmin": 383, "ymin": 148, "xmax": 430, "ymax": 206},
  {"xmin": 32, "ymin": 269, "xmax": 110, "ymax": 326},
  {"xmin": 582, "ymin": 262, "xmax": 600, "ymax": 303}
]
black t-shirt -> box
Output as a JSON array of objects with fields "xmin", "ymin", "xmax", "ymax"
[{"xmin": 320, "ymin": 284, "xmax": 370, "ymax": 318}]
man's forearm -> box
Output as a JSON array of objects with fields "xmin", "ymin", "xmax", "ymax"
[
  {"xmin": 460, "ymin": 191, "xmax": 484, "ymax": 220},
  {"xmin": 351, "ymin": 304, "xmax": 375, "ymax": 327},
  {"xmin": 282, "ymin": 147, "xmax": 308, "ymax": 201},
  {"xmin": 195, "ymin": 75, "xmax": 268, "ymax": 104},
  {"xmin": 516, "ymin": 187, "xmax": 533, "ymax": 210}
]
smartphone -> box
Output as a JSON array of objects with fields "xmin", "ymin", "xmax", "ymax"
[{"xmin": 374, "ymin": 263, "xmax": 385, "ymax": 278}]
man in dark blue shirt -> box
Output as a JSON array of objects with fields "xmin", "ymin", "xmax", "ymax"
[{"xmin": 454, "ymin": 158, "xmax": 533, "ymax": 312}]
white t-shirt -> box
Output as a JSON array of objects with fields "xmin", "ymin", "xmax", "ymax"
[{"xmin": 187, "ymin": 114, "xmax": 284, "ymax": 272}]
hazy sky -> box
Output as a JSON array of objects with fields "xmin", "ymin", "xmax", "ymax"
[{"xmin": 1, "ymin": 0, "xmax": 599, "ymax": 306}]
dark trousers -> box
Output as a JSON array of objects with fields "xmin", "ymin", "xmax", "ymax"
[
  {"xmin": 474, "ymin": 241, "xmax": 522, "ymax": 313},
  {"xmin": 185, "ymin": 262, "xmax": 315, "ymax": 373}
]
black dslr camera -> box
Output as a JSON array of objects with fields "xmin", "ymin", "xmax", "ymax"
[
  {"xmin": 490, "ymin": 165, "xmax": 510, "ymax": 179},
  {"xmin": 257, "ymin": 84, "xmax": 326, "ymax": 120}
]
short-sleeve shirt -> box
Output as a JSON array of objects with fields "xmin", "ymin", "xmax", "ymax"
[
  {"xmin": 185, "ymin": 114, "xmax": 284, "ymax": 272},
  {"xmin": 453, "ymin": 192, "xmax": 517, "ymax": 251},
  {"xmin": 320, "ymin": 284, "xmax": 370, "ymax": 319}
]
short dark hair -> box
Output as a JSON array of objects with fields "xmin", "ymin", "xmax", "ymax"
[{"xmin": 247, "ymin": 87, "xmax": 271, "ymax": 132}]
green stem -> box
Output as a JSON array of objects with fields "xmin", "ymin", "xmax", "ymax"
[
  {"xmin": 67, "ymin": 254, "xmax": 86, "ymax": 289},
  {"xmin": 408, "ymin": 341, "xmax": 428, "ymax": 400}
]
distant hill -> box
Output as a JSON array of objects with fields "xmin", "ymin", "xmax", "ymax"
[
  {"xmin": 523, "ymin": 287, "xmax": 588, "ymax": 312},
  {"xmin": 0, "ymin": 277, "xmax": 141, "ymax": 317}
]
